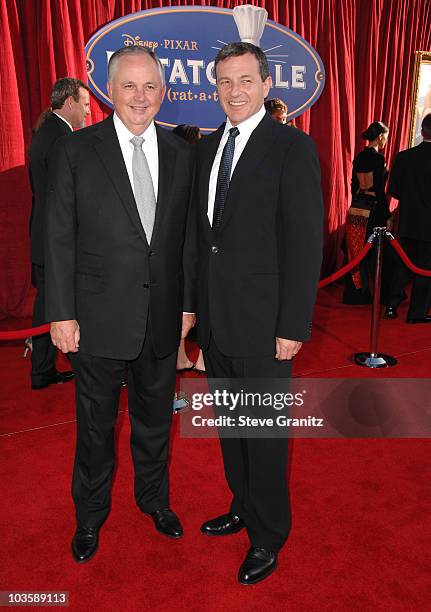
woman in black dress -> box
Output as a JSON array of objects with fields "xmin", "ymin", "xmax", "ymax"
[{"xmin": 343, "ymin": 121, "xmax": 391, "ymax": 304}]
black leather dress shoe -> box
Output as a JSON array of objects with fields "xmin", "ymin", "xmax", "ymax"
[
  {"xmin": 406, "ymin": 316, "xmax": 431, "ymax": 324},
  {"xmin": 72, "ymin": 527, "xmax": 99, "ymax": 563},
  {"xmin": 32, "ymin": 370, "xmax": 74, "ymax": 390},
  {"xmin": 238, "ymin": 547, "xmax": 278, "ymax": 585},
  {"xmin": 200, "ymin": 512, "xmax": 245, "ymax": 536},
  {"xmin": 149, "ymin": 509, "xmax": 183, "ymax": 538},
  {"xmin": 384, "ymin": 306, "xmax": 397, "ymax": 319}
]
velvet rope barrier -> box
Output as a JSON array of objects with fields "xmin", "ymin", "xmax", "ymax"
[
  {"xmin": 0, "ymin": 323, "xmax": 50, "ymax": 341},
  {"xmin": 388, "ymin": 238, "xmax": 431, "ymax": 277},
  {"xmin": 317, "ymin": 242, "xmax": 373, "ymax": 288}
]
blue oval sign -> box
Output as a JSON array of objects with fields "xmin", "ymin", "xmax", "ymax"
[{"xmin": 85, "ymin": 7, "xmax": 325, "ymax": 132}]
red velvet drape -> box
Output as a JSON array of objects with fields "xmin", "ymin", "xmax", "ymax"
[{"xmin": 1, "ymin": 0, "xmax": 430, "ymax": 318}]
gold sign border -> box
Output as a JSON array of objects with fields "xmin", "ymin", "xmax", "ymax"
[
  {"xmin": 86, "ymin": 7, "xmax": 325, "ymax": 132},
  {"xmin": 408, "ymin": 51, "xmax": 431, "ymax": 148}
]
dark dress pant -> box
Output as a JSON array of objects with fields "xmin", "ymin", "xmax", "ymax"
[
  {"xmin": 204, "ymin": 335, "xmax": 292, "ymax": 553},
  {"xmin": 31, "ymin": 264, "xmax": 57, "ymax": 384},
  {"xmin": 69, "ymin": 321, "xmax": 177, "ymax": 528},
  {"xmin": 388, "ymin": 238, "xmax": 431, "ymax": 318}
]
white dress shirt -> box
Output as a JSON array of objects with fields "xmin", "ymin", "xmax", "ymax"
[
  {"xmin": 53, "ymin": 112, "xmax": 73, "ymax": 131},
  {"xmin": 113, "ymin": 113, "xmax": 193, "ymax": 316},
  {"xmin": 207, "ymin": 106, "xmax": 266, "ymax": 225},
  {"xmin": 113, "ymin": 113, "xmax": 159, "ymax": 200}
]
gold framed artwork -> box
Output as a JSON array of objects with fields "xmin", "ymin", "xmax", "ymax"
[{"xmin": 409, "ymin": 51, "xmax": 431, "ymax": 147}]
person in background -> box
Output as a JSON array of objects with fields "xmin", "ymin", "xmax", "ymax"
[
  {"xmin": 172, "ymin": 124, "xmax": 206, "ymax": 375},
  {"xmin": 264, "ymin": 98, "xmax": 292, "ymax": 125},
  {"xmin": 343, "ymin": 121, "xmax": 392, "ymax": 305},
  {"xmin": 172, "ymin": 124, "xmax": 200, "ymax": 144},
  {"xmin": 384, "ymin": 114, "xmax": 431, "ymax": 322},
  {"xmin": 29, "ymin": 77, "xmax": 90, "ymax": 390}
]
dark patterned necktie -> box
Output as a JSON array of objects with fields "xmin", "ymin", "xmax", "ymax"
[{"xmin": 212, "ymin": 126, "xmax": 240, "ymax": 230}]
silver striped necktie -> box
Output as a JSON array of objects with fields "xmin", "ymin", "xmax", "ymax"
[{"xmin": 130, "ymin": 135, "xmax": 156, "ymax": 243}]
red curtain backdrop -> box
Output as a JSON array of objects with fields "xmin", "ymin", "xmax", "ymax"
[{"xmin": 1, "ymin": 0, "xmax": 430, "ymax": 318}]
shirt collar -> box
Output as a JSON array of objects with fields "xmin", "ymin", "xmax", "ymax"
[
  {"xmin": 224, "ymin": 106, "xmax": 266, "ymax": 139},
  {"xmin": 113, "ymin": 112, "xmax": 157, "ymax": 146},
  {"xmin": 52, "ymin": 112, "xmax": 73, "ymax": 131}
]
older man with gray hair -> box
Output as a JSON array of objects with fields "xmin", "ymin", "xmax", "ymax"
[{"xmin": 45, "ymin": 46, "xmax": 196, "ymax": 562}]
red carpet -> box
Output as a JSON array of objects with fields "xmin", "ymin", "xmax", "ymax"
[{"xmin": 1, "ymin": 285, "xmax": 430, "ymax": 611}]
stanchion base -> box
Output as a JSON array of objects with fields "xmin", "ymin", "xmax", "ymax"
[{"xmin": 354, "ymin": 352, "xmax": 398, "ymax": 368}]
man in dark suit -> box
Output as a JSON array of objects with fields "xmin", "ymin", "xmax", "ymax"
[
  {"xmin": 45, "ymin": 47, "xmax": 196, "ymax": 562},
  {"xmin": 29, "ymin": 77, "xmax": 90, "ymax": 390},
  {"xmin": 384, "ymin": 114, "xmax": 431, "ymax": 322},
  {"xmin": 195, "ymin": 43, "xmax": 323, "ymax": 584}
]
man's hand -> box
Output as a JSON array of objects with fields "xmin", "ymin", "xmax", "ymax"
[
  {"xmin": 386, "ymin": 216, "xmax": 394, "ymax": 232},
  {"xmin": 181, "ymin": 313, "xmax": 196, "ymax": 339},
  {"xmin": 51, "ymin": 320, "xmax": 80, "ymax": 353},
  {"xmin": 275, "ymin": 337, "xmax": 302, "ymax": 361}
]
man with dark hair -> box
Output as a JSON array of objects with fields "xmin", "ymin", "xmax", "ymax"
[
  {"xmin": 50, "ymin": 78, "xmax": 90, "ymax": 121},
  {"xmin": 29, "ymin": 77, "xmax": 90, "ymax": 390},
  {"xmin": 45, "ymin": 46, "xmax": 196, "ymax": 562},
  {"xmin": 264, "ymin": 98, "xmax": 288, "ymax": 124},
  {"xmin": 384, "ymin": 113, "xmax": 431, "ymax": 322},
  {"xmin": 423, "ymin": 113, "xmax": 431, "ymax": 139},
  {"xmin": 195, "ymin": 42, "xmax": 323, "ymax": 584}
]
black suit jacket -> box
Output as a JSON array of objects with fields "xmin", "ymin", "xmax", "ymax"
[
  {"xmin": 29, "ymin": 112, "xmax": 71, "ymax": 266},
  {"xmin": 388, "ymin": 141, "xmax": 431, "ymax": 241},
  {"xmin": 196, "ymin": 114, "xmax": 323, "ymax": 357},
  {"xmin": 45, "ymin": 115, "xmax": 196, "ymax": 360}
]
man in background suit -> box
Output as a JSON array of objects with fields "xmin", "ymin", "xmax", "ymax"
[
  {"xmin": 45, "ymin": 47, "xmax": 196, "ymax": 562},
  {"xmin": 29, "ymin": 77, "xmax": 90, "ymax": 390},
  {"xmin": 264, "ymin": 97, "xmax": 288, "ymax": 124},
  {"xmin": 195, "ymin": 43, "xmax": 323, "ymax": 584},
  {"xmin": 384, "ymin": 114, "xmax": 431, "ymax": 322}
]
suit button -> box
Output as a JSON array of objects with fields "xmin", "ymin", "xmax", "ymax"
[
  {"xmin": 211, "ymin": 246, "xmax": 218, "ymax": 253},
  {"xmin": 149, "ymin": 250, "xmax": 155, "ymax": 257},
  {"xmin": 143, "ymin": 283, "xmax": 150, "ymax": 288}
]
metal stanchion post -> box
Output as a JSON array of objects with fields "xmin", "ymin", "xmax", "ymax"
[{"xmin": 355, "ymin": 227, "xmax": 397, "ymax": 368}]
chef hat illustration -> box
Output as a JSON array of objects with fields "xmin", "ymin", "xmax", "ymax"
[{"xmin": 233, "ymin": 5, "xmax": 268, "ymax": 47}]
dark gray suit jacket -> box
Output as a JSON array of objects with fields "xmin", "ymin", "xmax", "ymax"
[
  {"xmin": 29, "ymin": 112, "xmax": 71, "ymax": 266},
  {"xmin": 45, "ymin": 115, "xmax": 196, "ymax": 360},
  {"xmin": 389, "ymin": 141, "xmax": 431, "ymax": 241},
  {"xmin": 196, "ymin": 113, "xmax": 323, "ymax": 357}
]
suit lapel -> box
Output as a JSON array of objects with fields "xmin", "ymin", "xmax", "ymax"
[
  {"xmin": 93, "ymin": 115, "xmax": 148, "ymax": 245},
  {"xmin": 152, "ymin": 125, "xmax": 176, "ymax": 247},
  {"xmin": 219, "ymin": 114, "xmax": 276, "ymax": 232}
]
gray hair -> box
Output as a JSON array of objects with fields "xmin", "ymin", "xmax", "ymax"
[
  {"xmin": 108, "ymin": 46, "xmax": 165, "ymax": 86},
  {"xmin": 214, "ymin": 42, "xmax": 270, "ymax": 82}
]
